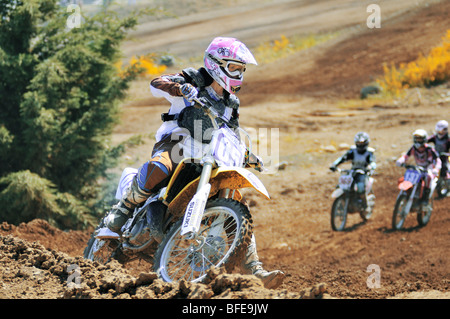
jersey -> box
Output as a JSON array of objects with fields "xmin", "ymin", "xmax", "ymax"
[
  {"xmin": 401, "ymin": 144, "xmax": 440, "ymax": 168},
  {"xmin": 333, "ymin": 146, "xmax": 376, "ymax": 171},
  {"xmin": 150, "ymin": 67, "xmax": 239, "ymax": 143},
  {"xmin": 427, "ymin": 134, "xmax": 450, "ymax": 154}
]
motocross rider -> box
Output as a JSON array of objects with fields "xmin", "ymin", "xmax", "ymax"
[
  {"xmin": 427, "ymin": 120, "xmax": 449, "ymax": 179},
  {"xmin": 329, "ymin": 132, "xmax": 377, "ymax": 211},
  {"xmin": 396, "ymin": 129, "xmax": 441, "ymax": 208},
  {"xmin": 105, "ymin": 37, "xmax": 285, "ymax": 289}
]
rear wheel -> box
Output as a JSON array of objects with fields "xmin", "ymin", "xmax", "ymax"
[
  {"xmin": 417, "ymin": 198, "xmax": 433, "ymax": 226},
  {"xmin": 84, "ymin": 235, "xmax": 116, "ymax": 264},
  {"xmin": 331, "ymin": 195, "xmax": 348, "ymax": 231},
  {"xmin": 83, "ymin": 220, "xmax": 120, "ymax": 264},
  {"xmin": 435, "ymin": 178, "xmax": 448, "ymax": 199},
  {"xmin": 153, "ymin": 198, "xmax": 253, "ymax": 283}
]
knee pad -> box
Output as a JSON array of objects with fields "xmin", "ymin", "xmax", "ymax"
[{"xmin": 137, "ymin": 161, "xmax": 169, "ymax": 193}]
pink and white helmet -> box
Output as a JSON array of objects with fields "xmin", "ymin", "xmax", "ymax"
[{"xmin": 204, "ymin": 37, "xmax": 257, "ymax": 94}]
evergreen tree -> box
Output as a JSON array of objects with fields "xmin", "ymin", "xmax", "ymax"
[{"xmin": 0, "ymin": 0, "xmax": 144, "ymax": 228}]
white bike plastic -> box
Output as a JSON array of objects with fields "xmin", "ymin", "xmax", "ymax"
[{"xmin": 115, "ymin": 167, "xmax": 138, "ymax": 199}]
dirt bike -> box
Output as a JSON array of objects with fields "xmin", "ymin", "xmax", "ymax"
[
  {"xmin": 84, "ymin": 98, "xmax": 270, "ymax": 283},
  {"xmin": 330, "ymin": 168, "xmax": 375, "ymax": 231},
  {"xmin": 392, "ymin": 164, "xmax": 436, "ymax": 230},
  {"xmin": 435, "ymin": 152, "xmax": 449, "ymax": 199}
]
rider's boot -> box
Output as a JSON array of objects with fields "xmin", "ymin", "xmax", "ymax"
[
  {"xmin": 105, "ymin": 161, "xmax": 170, "ymax": 234},
  {"xmin": 105, "ymin": 177, "xmax": 151, "ymax": 234},
  {"xmin": 421, "ymin": 187, "xmax": 431, "ymax": 209},
  {"xmin": 241, "ymin": 235, "xmax": 285, "ymax": 289},
  {"xmin": 366, "ymin": 193, "xmax": 376, "ymax": 211}
]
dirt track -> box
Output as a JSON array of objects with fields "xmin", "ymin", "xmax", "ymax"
[{"xmin": 1, "ymin": 0, "xmax": 449, "ymax": 299}]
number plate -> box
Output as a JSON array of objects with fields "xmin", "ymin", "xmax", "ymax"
[
  {"xmin": 338, "ymin": 175, "xmax": 353, "ymax": 190},
  {"xmin": 404, "ymin": 169, "xmax": 421, "ymax": 184},
  {"xmin": 210, "ymin": 126, "xmax": 246, "ymax": 167}
]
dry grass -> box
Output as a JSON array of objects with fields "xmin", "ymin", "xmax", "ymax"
[
  {"xmin": 254, "ymin": 33, "xmax": 339, "ymax": 64},
  {"xmin": 378, "ymin": 29, "xmax": 450, "ymax": 96}
]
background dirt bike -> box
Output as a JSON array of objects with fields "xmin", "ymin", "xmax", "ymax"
[
  {"xmin": 435, "ymin": 152, "xmax": 449, "ymax": 199},
  {"xmin": 392, "ymin": 165, "xmax": 435, "ymax": 230},
  {"xmin": 84, "ymin": 98, "xmax": 269, "ymax": 283},
  {"xmin": 330, "ymin": 168, "xmax": 375, "ymax": 231}
]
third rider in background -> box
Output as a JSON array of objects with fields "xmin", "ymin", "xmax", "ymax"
[{"xmin": 330, "ymin": 132, "xmax": 377, "ymax": 213}]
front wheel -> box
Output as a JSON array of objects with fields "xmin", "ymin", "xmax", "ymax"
[
  {"xmin": 331, "ymin": 195, "xmax": 348, "ymax": 231},
  {"xmin": 392, "ymin": 193, "xmax": 409, "ymax": 230},
  {"xmin": 153, "ymin": 198, "xmax": 253, "ymax": 283}
]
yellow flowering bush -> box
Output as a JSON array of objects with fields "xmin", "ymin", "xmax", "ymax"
[
  {"xmin": 255, "ymin": 33, "xmax": 337, "ymax": 64},
  {"xmin": 115, "ymin": 54, "xmax": 167, "ymax": 78},
  {"xmin": 378, "ymin": 30, "xmax": 450, "ymax": 95}
]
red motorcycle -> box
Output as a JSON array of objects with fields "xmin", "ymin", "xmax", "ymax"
[{"xmin": 392, "ymin": 165, "xmax": 435, "ymax": 230}]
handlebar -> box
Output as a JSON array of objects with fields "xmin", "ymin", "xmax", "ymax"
[
  {"xmin": 192, "ymin": 97, "xmax": 240, "ymax": 129},
  {"xmin": 401, "ymin": 164, "xmax": 427, "ymax": 172},
  {"xmin": 331, "ymin": 168, "xmax": 368, "ymax": 175}
]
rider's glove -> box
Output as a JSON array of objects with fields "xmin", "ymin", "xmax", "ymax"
[
  {"xmin": 428, "ymin": 165, "xmax": 439, "ymax": 176},
  {"xmin": 254, "ymin": 155, "xmax": 264, "ymax": 172},
  {"xmin": 329, "ymin": 165, "xmax": 337, "ymax": 172},
  {"xmin": 396, "ymin": 157, "xmax": 405, "ymax": 167},
  {"xmin": 245, "ymin": 150, "xmax": 264, "ymax": 172},
  {"xmin": 180, "ymin": 83, "xmax": 198, "ymax": 102}
]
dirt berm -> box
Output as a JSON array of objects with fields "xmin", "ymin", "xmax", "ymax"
[{"xmin": 0, "ymin": 226, "xmax": 328, "ymax": 299}]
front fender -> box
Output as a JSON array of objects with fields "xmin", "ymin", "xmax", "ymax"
[
  {"xmin": 166, "ymin": 166, "xmax": 270, "ymax": 218},
  {"xmin": 331, "ymin": 188, "xmax": 344, "ymax": 198},
  {"xmin": 210, "ymin": 166, "xmax": 270, "ymax": 200},
  {"xmin": 398, "ymin": 181, "xmax": 413, "ymax": 191}
]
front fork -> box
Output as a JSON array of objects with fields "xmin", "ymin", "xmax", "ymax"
[
  {"xmin": 403, "ymin": 182, "xmax": 419, "ymax": 215},
  {"xmin": 197, "ymin": 157, "xmax": 214, "ymax": 192},
  {"xmin": 181, "ymin": 157, "xmax": 214, "ymax": 239}
]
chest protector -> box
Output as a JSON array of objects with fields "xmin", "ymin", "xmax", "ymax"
[{"xmin": 176, "ymin": 68, "xmax": 239, "ymax": 143}]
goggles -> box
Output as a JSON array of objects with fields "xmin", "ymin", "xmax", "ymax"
[
  {"xmin": 413, "ymin": 136, "xmax": 425, "ymax": 144},
  {"xmin": 437, "ymin": 128, "xmax": 448, "ymax": 135},
  {"xmin": 207, "ymin": 53, "xmax": 246, "ymax": 79},
  {"xmin": 223, "ymin": 60, "xmax": 246, "ymax": 79}
]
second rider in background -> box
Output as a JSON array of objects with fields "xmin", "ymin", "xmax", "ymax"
[{"xmin": 330, "ymin": 132, "xmax": 377, "ymax": 213}]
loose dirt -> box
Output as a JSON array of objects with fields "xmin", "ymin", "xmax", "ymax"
[{"xmin": 1, "ymin": 0, "xmax": 449, "ymax": 300}]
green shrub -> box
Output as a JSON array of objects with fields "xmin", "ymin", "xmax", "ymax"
[{"xmin": 0, "ymin": 0, "xmax": 148, "ymax": 228}]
